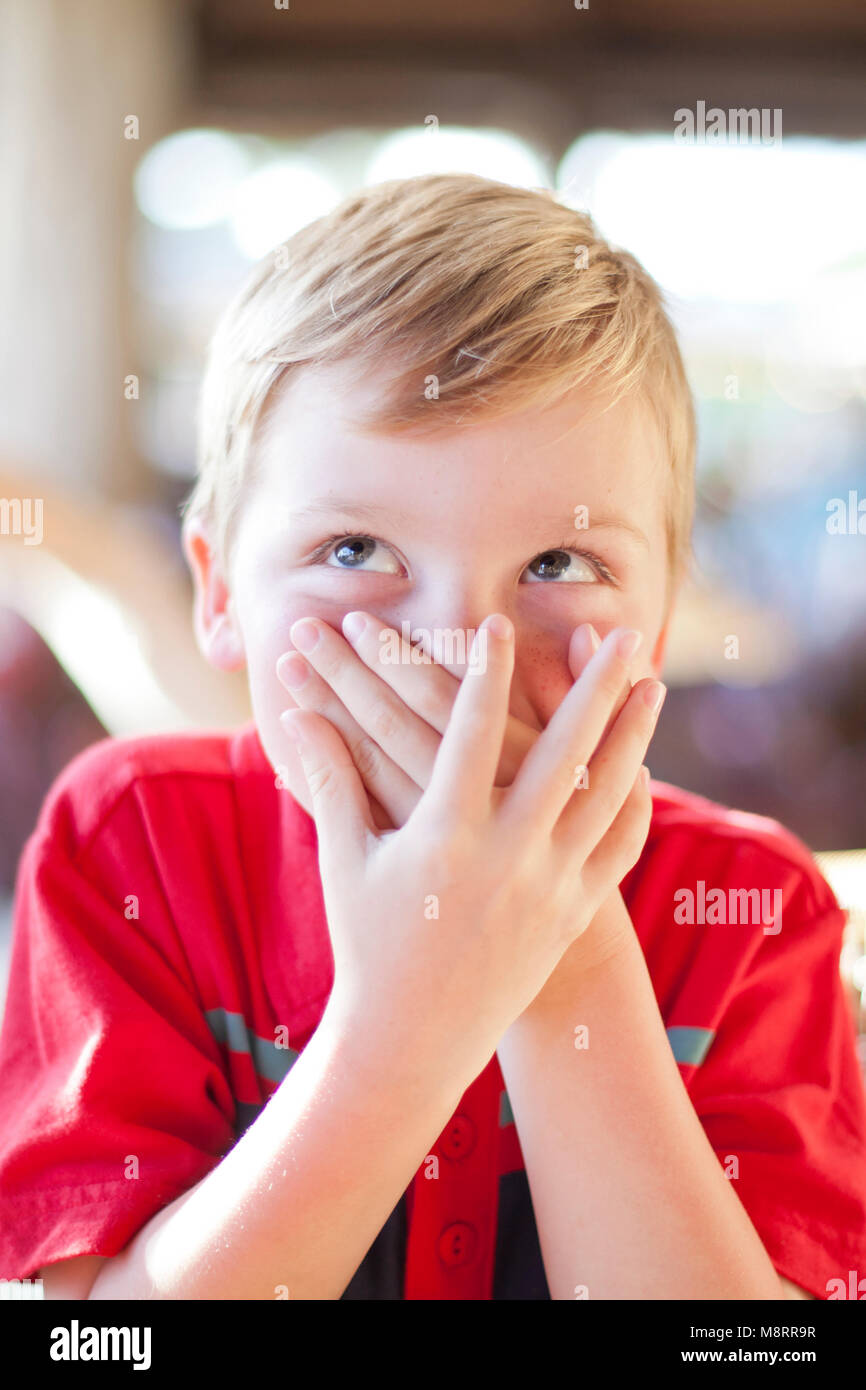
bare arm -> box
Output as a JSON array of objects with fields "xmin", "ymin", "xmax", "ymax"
[
  {"xmin": 86, "ymin": 1011, "xmax": 474, "ymax": 1300},
  {"xmin": 779, "ymin": 1277, "xmax": 815, "ymax": 1299},
  {"xmin": 495, "ymin": 894, "xmax": 792, "ymax": 1300},
  {"xmin": 39, "ymin": 1254, "xmax": 107, "ymax": 1299}
]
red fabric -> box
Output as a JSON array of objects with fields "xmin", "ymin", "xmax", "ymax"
[
  {"xmin": 404, "ymin": 1055, "xmax": 502, "ymax": 1299},
  {"xmin": 0, "ymin": 721, "xmax": 864, "ymax": 1299}
]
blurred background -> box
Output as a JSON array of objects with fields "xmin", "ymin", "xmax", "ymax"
[{"xmin": 0, "ymin": 0, "xmax": 864, "ymax": 1055}]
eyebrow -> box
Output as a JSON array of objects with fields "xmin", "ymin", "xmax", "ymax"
[
  {"xmin": 289, "ymin": 498, "xmax": 418, "ymax": 528},
  {"xmin": 290, "ymin": 498, "xmax": 650, "ymax": 548}
]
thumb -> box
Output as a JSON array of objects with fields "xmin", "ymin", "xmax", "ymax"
[{"xmin": 280, "ymin": 709, "xmax": 376, "ymax": 865}]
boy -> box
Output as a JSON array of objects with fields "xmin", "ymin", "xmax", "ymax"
[{"xmin": 1, "ymin": 173, "xmax": 864, "ymax": 1299}]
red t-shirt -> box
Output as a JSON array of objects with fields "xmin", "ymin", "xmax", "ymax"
[{"xmin": 1, "ymin": 722, "xmax": 864, "ymax": 1299}]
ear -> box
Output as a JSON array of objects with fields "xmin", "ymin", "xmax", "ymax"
[
  {"xmin": 650, "ymin": 620, "xmax": 671, "ymax": 677},
  {"xmin": 181, "ymin": 514, "xmax": 246, "ymax": 671}
]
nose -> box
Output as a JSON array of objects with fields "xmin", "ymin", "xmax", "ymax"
[{"xmin": 391, "ymin": 590, "xmax": 506, "ymax": 678}]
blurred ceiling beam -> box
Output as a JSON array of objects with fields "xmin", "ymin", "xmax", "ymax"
[
  {"xmin": 194, "ymin": 0, "xmax": 866, "ymax": 46},
  {"xmin": 192, "ymin": 48, "xmax": 866, "ymax": 161},
  {"xmin": 188, "ymin": 0, "xmax": 866, "ymax": 151}
]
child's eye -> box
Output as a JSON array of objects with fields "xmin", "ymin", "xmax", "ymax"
[
  {"xmin": 522, "ymin": 548, "xmax": 610, "ymax": 584},
  {"xmin": 320, "ymin": 534, "xmax": 404, "ymax": 575}
]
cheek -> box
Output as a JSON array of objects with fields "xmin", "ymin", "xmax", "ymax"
[
  {"xmin": 231, "ymin": 584, "xmax": 311, "ymax": 732},
  {"xmin": 513, "ymin": 636, "xmax": 575, "ymax": 726},
  {"xmin": 232, "ymin": 593, "xmax": 318, "ymax": 816},
  {"xmin": 236, "ymin": 579, "xmax": 347, "ymax": 692}
]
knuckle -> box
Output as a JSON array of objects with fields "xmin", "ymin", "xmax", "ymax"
[
  {"xmin": 352, "ymin": 735, "xmax": 382, "ymax": 782},
  {"xmin": 306, "ymin": 761, "xmax": 337, "ymax": 800},
  {"xmin": 587, "ymin": 779, "xmax": 620, "ymax": 826},
  {"xmin": 370, "ymin": 703, "xmax": 398, "ymax": 745}
]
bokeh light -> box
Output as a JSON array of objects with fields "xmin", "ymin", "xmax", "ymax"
[
  {"xmin": 365, "ymin": 124, "xmax": 546, "ymax": 188},
  {"xmin": 134, "ymin": 128, "xmax": 251, "ymax": 230},
  {"xmin": 557, "ymin": 133, "xmax": 866, "ymax": 307},
  {"xmin": 229, "ymin": 160, "xmax": 342, "ymax": 260}
]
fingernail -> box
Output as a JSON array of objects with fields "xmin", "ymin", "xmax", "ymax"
[
  {"xmin": 617, "ymin": 629, "xmax": 643, "ymax": 661},
  {"xmin": 486, "ymin": 613, "xmax": 513, "ymax": 641},
  {"xmin": 643, "ymin": 680, "xmax": 666, "ymax": 714},
  {"xmin": 342, "ymin": 611, "xmax": 367, "ymax": 643},
  {"xmin": 278, "ymin": 653, "xmax": 309, "ymax": 690},
  {"xmin": 291, "ymin": 619, "xmax": 320, "ymax": 653},
  {"xmin": 587, "ymin": 624, "xmax": 601, "ymax": 653},
  {"xmin": 280, "ymin": 711, "xmax": 305, "ymax": 747},
  {"xmin": 640, "ymin": 764, "xmax": 651, "ymax": 788}
]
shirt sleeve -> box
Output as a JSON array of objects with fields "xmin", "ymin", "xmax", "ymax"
[
  {"xmin": 685, "ymin": 867, "xmax": 866, "ymax": 1300},
  {"xmin": 0, "ymin": 772, "xmax": 238, "ymax": 1279}
]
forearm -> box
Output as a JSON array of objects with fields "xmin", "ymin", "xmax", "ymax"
[
  {"xmin": 496, "ymin": 915, "xmax": 785, "ymax": 1300},
  {"xmin": 89, "ymin": 1011, "xmax": 472, "ymax": 1300}
]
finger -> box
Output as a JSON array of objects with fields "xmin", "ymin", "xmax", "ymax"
[
  {"xmin": 343, "ymin": 609, "xmax": 536, "ymax": 786},
  {"xmin": 579, "ymin": 766, "xmax": 654, "ymax": 902},
  {"xmin": 286, "ymin": 617, "xmax": 442, "ymax": 787},
  {"xmin": 341, "ymin": 610, "xmax": 462, "ymax": 732},
  {"xmin": 494, "ymin": 717, "xmax": 538, "ymax": 784},
  {"xmin": 555, "ymin": 677, "xmax": 664, "ymax": 850},
  {"xmin": 568, "ymin": 622, "xmax": 631, "ymax": 744},
  {"xmin": 500, "ymin": 626, "xmax": 644, "ymax": 841},
  {"xmin": 424, "ymin": 613, "xmax": 515, "ymax": 822},
  {"xmin": 280, "ymin": 709, "xmax": 377, "ymax": 869},
  {"xmin": 567, "ymin": 621, "xmax": 601, "ymax": 680},
  {"xmin": 277, "ymin": 648, "xmax": 420, "ymax": 826}
]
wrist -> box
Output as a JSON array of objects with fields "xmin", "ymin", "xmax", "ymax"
[
  {"xmin": 569, "ymin": 890, "xmax": 636, "ymax": 972},
  {"xmin": 507, "ymin": 890, "xmax": 636, "ymax": 1024},
  {"xmin": 316, "ymin": 993, "xmax": 492, "ymax": 1110}
]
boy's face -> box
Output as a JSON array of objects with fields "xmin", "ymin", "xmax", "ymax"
[{"xmin": 186, "ymin": 359, "xmax": 675, "ymax": 818}]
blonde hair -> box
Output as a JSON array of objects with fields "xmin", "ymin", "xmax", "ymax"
[{"xmin": 183, "ymin": 172, "xmax": 696, "ymax": 591}]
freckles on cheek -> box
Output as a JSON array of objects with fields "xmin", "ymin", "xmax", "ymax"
[
  {"xmin": 523, "ymin": 642, "xmax": 561, "ymax": 688},
  {"xmin": 517, "ymin": 641, "xmax": 574, "ymax": 722}
]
